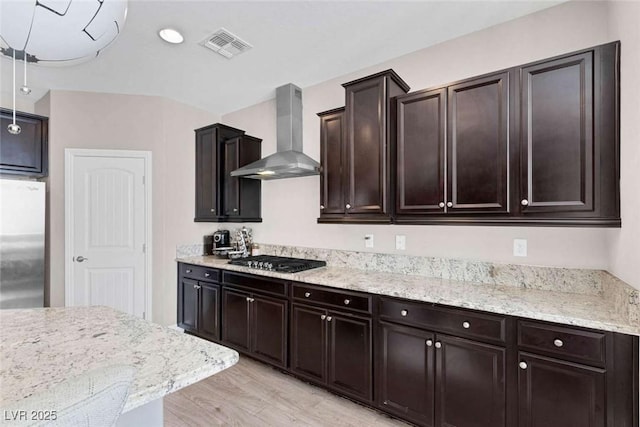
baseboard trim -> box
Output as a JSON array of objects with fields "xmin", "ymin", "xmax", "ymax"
[{"xmin": 167, "ymin": 324, "xmax": 184, "ymax": 333}]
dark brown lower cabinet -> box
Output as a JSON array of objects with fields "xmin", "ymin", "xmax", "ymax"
[
  {"xmin": 177, "ymin": 277, "xmax": 220, "ymax": 341},
  {"xmin": 378, "ymin": 322, "xmax": 435, "ymax": 426},
  {"xmin": 377, "ymin": 322, "xmax": 505, "ymax": 427},
  {"xmin": 221, "ymin": 288, "xmax": 287, "ymax": 368},
  {"xmin": 291, "ymin": 304, "xmax": 327, "ymax": 382},
  {"xmin": 435, "ymin": 334, "xmax": 506, "ymax": 427},
  {"xmin": 518, "ymin": 352, "xmax": 605, "ymax": 427},
  {"xmin": 291, "ymin": 303, "xmax": 372, "ymax": 402}
]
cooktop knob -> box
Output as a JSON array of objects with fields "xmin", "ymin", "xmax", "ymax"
[
  {"xmin": 258, "ymin": 262, "xmax": 264, "ymax": 268},
  {"xmin": 246, "ymin": 261, "xmax": 252, "ymax": 267}
]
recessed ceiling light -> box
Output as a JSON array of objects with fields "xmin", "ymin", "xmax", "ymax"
[{"xmin": 158, "ymin": 28, "xmax": 184, "ymax": 44}]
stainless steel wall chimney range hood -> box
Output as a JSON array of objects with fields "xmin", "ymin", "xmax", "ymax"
[{"xmin": 230, "ymin": 83, "xmax": 320, "ymax": 180}]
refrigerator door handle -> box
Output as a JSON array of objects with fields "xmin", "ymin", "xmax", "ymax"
[{"xmin": 74, "ymin": 256, "xmax": 88, "ymax": 263}]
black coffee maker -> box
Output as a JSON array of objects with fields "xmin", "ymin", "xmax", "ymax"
[{"xmin": 213, "ymin": 230, "xmax": 231, "ymax": 249}]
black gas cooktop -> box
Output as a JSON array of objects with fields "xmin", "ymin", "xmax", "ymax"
[{"xmin": 229, "ymin": 255, "xmax": 326, "ymax": 273}]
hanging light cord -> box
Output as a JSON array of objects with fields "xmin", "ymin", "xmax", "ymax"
[
  {"xmin": 23, "ymin": 54, "xmax": 27, "ymax": 87},
  {"xmin": 12, "ymin": 50, "xmax": 16, "ymax": 125}
]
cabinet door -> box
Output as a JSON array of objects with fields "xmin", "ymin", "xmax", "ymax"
[
  {"xmin": 0, "ymin": 110, "xmax": 47, "ymax": 177},
  {"xmin": 435, "ymin": 334, "xmax": 506, "ymax": 427},
  {"xmin": 520, "ymin": 52, "xmax": 594, "ymax": 214},
  {"xmin": 177, "ymin": 278, "xmax": 198, "ymax": 332},
  {"xmin": 377, "ymin": 322, "xmax": 435, "ymax": 427},
  {"xmin": 447, "ymin": 72, "xmax": 509, "ymax": 213},
  {"xmin": 195, "ymin": 127, "xmax": 219, "ymax": 220},
  {"xmin": 221, "ymin": 288, "xmax": 251, "ymax": 352},
  {"xmin": 199, "ymin": 283, "xmax": 220, "ymax": 341},
  {"xmin": 518, "ymin": 352, "xmax": 605, "ymax": 427},
  {"xmin": 327, "ymin": 312, "xmax": 372, "ymax": 401},
  {"xmin": 396, "ymin": 89, "xmax": 446, "ymax": 214},
  {"xmin": 251, "ymin": 295, "xmax": 287, "ymax": 368},
  {"xmin": 319, "ymin": 109, "xmax": 346, "ymax": 215},
  {"xmin": 291, "ymin": 304, "xmax": 327, "ymax": 383},
  {"xmin": 346, "ymin": 77, "xmax": 386, "ymax": 214},
  {"xmin": 223, "ymin": 137, "xmax": 241, "ymax": 217}
]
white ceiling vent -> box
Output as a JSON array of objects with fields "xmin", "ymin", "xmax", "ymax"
[{"xmin": 201, "ymin": 28, "xmax": 252, "ymax": 59}]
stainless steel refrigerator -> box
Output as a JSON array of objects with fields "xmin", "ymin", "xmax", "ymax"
[{"xmin": 0, "ymin": 178, "xmax": 45, "ymax": 308}]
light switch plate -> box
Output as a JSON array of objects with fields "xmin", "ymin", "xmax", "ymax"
[
  {"xmin": 513, "ymin": 239, "xmax": 528, "ymax": 257},
  {"xmin": 365, "ymin": 234, "xmax": 374, "ymax": 248},
  {"xmin": 396, "ymin": 235, "xmax": 406, "ymax": 250}
]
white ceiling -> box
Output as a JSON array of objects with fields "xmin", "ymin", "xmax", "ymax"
[{"xmin": 0, "ymin": 0, "xmax": 563, "ymax": 115}]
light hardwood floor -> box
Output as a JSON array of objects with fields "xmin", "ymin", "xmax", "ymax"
[{"xmin": 164, "ymin": 356, "xmax": 410, "ymax": 426}]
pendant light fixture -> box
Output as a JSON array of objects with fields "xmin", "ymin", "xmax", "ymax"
[
  {"xmin": 7, "ymin": 50, "xmax": 21, "ymax": 135},
  {"xmin": 0, "ymin": 0, "xmax": 128, "ymax": 65},
  {"xmin": 20, "ymin": 55, "xmax": 31, "ymax": 95}
]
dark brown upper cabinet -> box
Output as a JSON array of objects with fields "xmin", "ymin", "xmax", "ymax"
[
  {"xmin": 194, "ymin": 123, "xmax": 262, "ymax": 222},
  {"xmin": 518, "ymin": 42, "xmax": 620, "ymax": 225},
  {"xmin": 318, "ymin": 108, "xmax": 346, "ymax": 216},
  {"xmin": 392, "ymin": 41, "xmax": 620, "ymax": 227},
  {"xmin": 0, "ymin": 109, "xmax": 48, "ymax": 177},
  {"xmin": 396, "ymin": 88, "xmax": 446, "ymax": 215},
  {"xmin": 318, "ymin": 70, "xmax": 410, "ymax": 224},
  {"xmin": 223, "ymin": 135, "xmax": 262, "ymax": 220},
  {"xmin": 448, "ymin": 71, "xmax": 510, "ymax": 214}
]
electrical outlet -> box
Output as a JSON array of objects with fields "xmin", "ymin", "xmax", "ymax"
[
  {"xmin": 513, "ymin": 239, "xmax": 527, "ymax": 257},
  {"xmin": 396, "ymin": 235, "xmax": 406, "ymax": 250},
  {"xmin": 365, "ymin": 234, "xmax": 374, "ymax": 248}
]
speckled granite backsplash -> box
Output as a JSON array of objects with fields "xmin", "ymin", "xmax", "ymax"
[{"xmin": 177, "ymin": 242, "xmax": 639, "ymax": 313}]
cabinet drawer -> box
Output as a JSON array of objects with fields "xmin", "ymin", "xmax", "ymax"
[
  {"xmin": 379, "ymin": 297, "xmax": 506, "ymax": 344},
  {"xmin": 518, "ymin": 321, "xmax": 606, "ymax": 365},
  {"xmin": 180, "ymin": 264, "xmax": 220, "ymax": 282},
  {"xmin": 222, "ymin": 271, "xmax": 287, "ymax": 297},
  {"xmin": 293, "ymin": 283, "xmax": 371, "ymax": 314}
]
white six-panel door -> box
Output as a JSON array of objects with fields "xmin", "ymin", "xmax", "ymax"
[{"xmin": 65, "ymin": 150, "xmax": 151, "ymax": 319}]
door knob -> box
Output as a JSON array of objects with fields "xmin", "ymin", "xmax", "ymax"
[
  {"xmin": 553, "ymin": 339, "xmax": 564, "ymax": 348},
  {"xmin": 75, "ymin": 256, "xmax": 88, "ymax": 263},
  {"xmin": 233, "ymin": 208, "xmax": 238, "ymax": 212},
  {"xmin": 519, "ymin": 361, "xmax": 528, "ymax": 370},
  {"xmin": 320, "ymin": 205, "xmax": 325, "ymax": 210},
  {"xmin": 305, "ymin": 292, "xmax": 311, "ymax": 298},
  {"xmin": 320, "ymin": 314, "xmax": 327, "ymax": 320},
  {"xmin": 446, "ymin": 201, "xmax": 453, "ymax": 208},
  {"xmin": 326, "ymin": 316, "xmax": 333, "ymax": 322},
  {"xmin": 434, "ymin": 342, "xmax": 442, "ymax": 349},
  {"xmin": 462, "ymin": 321, "xmax": 470, "ymax": 329},
  {"xmin": 438, "ymin": 202, "xmax": 445, "ymax": 208},
  {"xmin": 521, "ymin": 199, "xmax": 529, "ymax": 206},
  {"xmin": 426, "ymin": 339, "xmax": 433, "ymax": 347},
  {"xmin": 346, "ymin": 203, "xmax": 351, "ymax": 209}
]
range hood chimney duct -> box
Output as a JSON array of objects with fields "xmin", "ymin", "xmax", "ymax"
[{"xmin": 230, "ymin": 83, "xmax": 320, "ymax": 180}]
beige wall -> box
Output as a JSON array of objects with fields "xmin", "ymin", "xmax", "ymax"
[
  {"xmin": 606, "ymin": 1, "xmax": 640, "ymax": 290},
  {"xmin": 222, "ymin": 1, "xmax": 636, "ymax": 282},
  {"xmin": 35, "ymin": 91, "xmax": 219, "ymax": 325}
]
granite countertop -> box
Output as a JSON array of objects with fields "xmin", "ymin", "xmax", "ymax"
[
  {"xmin": 0, "ymin": 306, "xmax": 239, "ymax": 412},
  {"xmin": 178, "ymin": 255, "xmax": 639, "ymax": 336}
]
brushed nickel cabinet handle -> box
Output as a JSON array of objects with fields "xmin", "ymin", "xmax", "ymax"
[
  {"xmin": 426, "ymin": 339, "xmax": 433, "ymax": 347},
  {"xmin": 553, "ymin": 339, "xmax": 564, "ymax": 348},
  {"xmin": 521, "ymin": 199, "xmax": 529, "ymax": 206},
  {"xmin": 400, "ymin": 309, "xmax": 408, "ymax": 317},
  {"xmin": 462, "ymin": 321, "xmax": 470, "ymax": 329},
  {"xmin": 434, "ymin": 342, "xmax": 442, "ymax": 349},
  {"xmin": 519, "ymin": 361, "xmax": 528, "ymax": 369},
  {"xmin": 305, "ymin": 292, "xmax": 311, "ymax": 298}
]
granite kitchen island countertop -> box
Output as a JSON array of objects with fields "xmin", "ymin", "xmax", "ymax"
[
  {"xmin": 0, "ymin": 306, "xmax": 239, "ymax": 413},
  {"xmin": 178, "ymin": 255, "xmax": 640, "ymax": 336}
]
